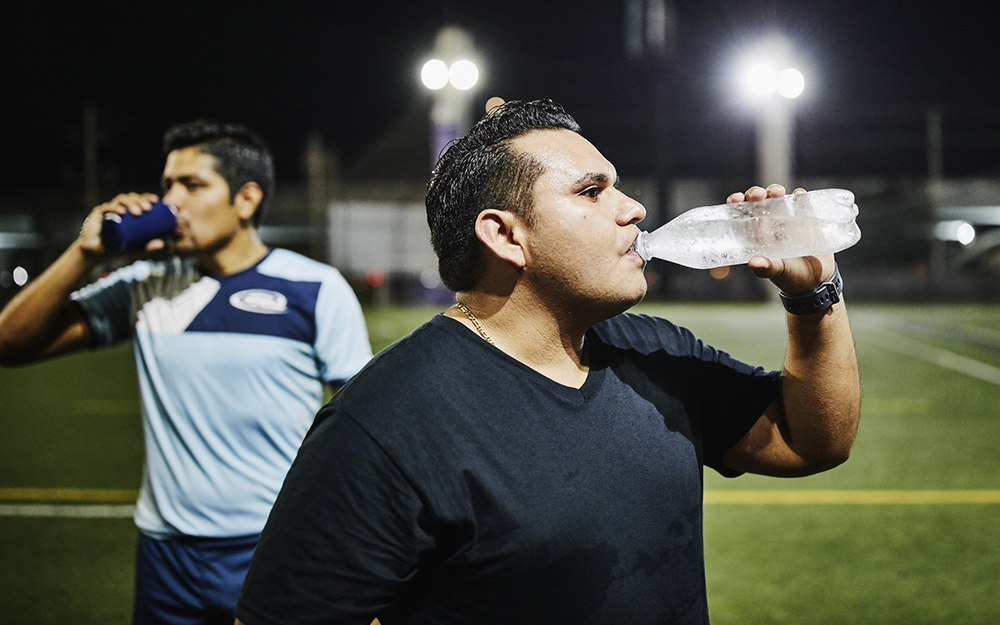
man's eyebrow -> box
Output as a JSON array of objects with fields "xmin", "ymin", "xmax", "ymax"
[
  {"xmin": 161, "ymin": 174, "xmax": 198, "ymax": 186},
  {"xmin": 573, "ymin": 172, "xmax": 620, "ymax": 187}
]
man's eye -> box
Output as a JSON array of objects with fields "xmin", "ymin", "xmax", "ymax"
[{"xmin": 580, "ymin": 186, "xmax": 601, "ymax": 199}]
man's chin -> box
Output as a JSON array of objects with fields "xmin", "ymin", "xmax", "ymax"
[
  {"xmin": 629, "ymin": 290, "xmax": 646, "ymax": 308},
  {"xmin": 601, "ymin": 285, "xmax": 647, "ymax": 319},
  {"xmin": 621, "ymin": 289, "xmax": 647, "ymax": 314},
  {"xmin": 172, "ymin": 240, "xmax": 198, "ymax": 256}
]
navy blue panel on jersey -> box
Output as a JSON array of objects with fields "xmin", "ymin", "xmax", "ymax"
[{"xmin": 185, "ymin": 269, "xmax": 321, "ymax": 344}]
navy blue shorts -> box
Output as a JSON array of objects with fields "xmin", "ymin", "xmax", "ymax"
[{"xmin": 133, "ymin": 533, "xmax": 259, "ymax": 625}]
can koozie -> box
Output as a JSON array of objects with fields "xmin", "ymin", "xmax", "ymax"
[{"xmin": 100, "ymin": 202, "xmax": 178, "ymax": 252}]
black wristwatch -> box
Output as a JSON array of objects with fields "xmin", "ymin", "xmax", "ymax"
[{"xmin": 779, "ymin": 264, "xmax": 843, "ymax": 315}]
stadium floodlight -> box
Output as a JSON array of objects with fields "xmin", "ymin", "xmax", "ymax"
[
  {"xmin": 777, "ymin": 68, "xmax": 805, "ymax": 98},
  {"xmin": 421, "ymin": 59, "xmax": 450, "ymax": 90},
  {"xmin": 746, "ymin": 64, "xmax": 778, "ymax": 96},
  {"xmin": 739, "ymin": 31, "xmax": 806, "ymax": 102},
  {"xmin": 744, "ymin": 64, "xmax": 805, "ymax": 99},
  {"xmin": 448, "ymin": 60, "xmax": 479, "ymax": 90}
]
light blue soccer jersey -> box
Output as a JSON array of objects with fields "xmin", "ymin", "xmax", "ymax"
[{"xmin": 71, "ymin": 249, "xmax": 372, "ymax": 539}]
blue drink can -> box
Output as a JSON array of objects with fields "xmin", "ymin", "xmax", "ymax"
[{"xmin": 100, "ymin": 202, "xmax": 178, "ymax": 252}]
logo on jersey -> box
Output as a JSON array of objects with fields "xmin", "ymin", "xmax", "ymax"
[{"xmin": 229, "ymin": 289, "xmax": 288, "ymax": 314}]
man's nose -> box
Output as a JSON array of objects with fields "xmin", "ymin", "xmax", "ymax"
[
  {"xmin": 161, "ymin": 184, "xmax": 181, "ymax": 207},
  {"xmin": 618, "ymin": 193, "xmax": 646, "ymax": 225}
]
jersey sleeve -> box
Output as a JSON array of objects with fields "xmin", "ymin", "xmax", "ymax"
[
  {"xmin": 235, "ymin": 406, "xmax": 430, "ymax": 624},
  {"xmin": 69, "ymin": 262, "xmax": 145, "ymax": 347},
  {"xmin": 313, "ymin": 269, "xmax": 373, "ymax": 386}
]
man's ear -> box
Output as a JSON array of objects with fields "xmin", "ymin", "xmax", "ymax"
[
  {"xmin": 234, "ymin": 182, "xmax": 264, "ymax": 223},
  {"xmin": 475, "ymin": 209, "xmax": 526, "ymax": 269}
]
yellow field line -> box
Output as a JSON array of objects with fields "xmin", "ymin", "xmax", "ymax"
[
  {"xmin": 3, "ymin": 488, "xmax": 1000, "ymax": 505},
  {"xmin": 705, "ymin": 490, "xmax": 1000, "ymax": 504},
  {"xmin": 0, "ymin": 488, "xmax": 139, "ymax": 502}
]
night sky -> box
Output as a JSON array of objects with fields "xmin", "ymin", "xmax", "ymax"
[{"xmin": 4, "ymin": 0, "xmax": 1000, "ymax": 197}]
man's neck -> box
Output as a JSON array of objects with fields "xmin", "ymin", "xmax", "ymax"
[
  {"xmin": 194, "ymin": 228, "xmax": 269, "ymax": 276},
  {"xmin": 447, "ymin": 289, "xmax": 591, "ymax": 388}
]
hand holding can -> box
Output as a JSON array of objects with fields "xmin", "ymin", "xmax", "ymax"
[{"xmin": 100, "ymin": 202, "xmax": 178, "ymax": 252}]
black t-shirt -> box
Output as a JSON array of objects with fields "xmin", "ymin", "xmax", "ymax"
[{"xmin": 236, "ymin": 313, "xmax": 781, "ymax": 625}]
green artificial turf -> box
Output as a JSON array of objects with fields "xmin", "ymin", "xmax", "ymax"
[{"xmin": 2, "ymin": 302, "xmax": 998, "ymax": 623}]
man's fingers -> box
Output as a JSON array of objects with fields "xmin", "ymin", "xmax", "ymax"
[
  {"xmin": 729, "ymin": 184, "xmax": 802, "ymax": 204},
  {"xmin": 103, "ymin": 192, "xmax": 158, "ymax": 215},
  {"xmin": 748, "ymin": 256, "xmax": 778, "ymax": 278}
]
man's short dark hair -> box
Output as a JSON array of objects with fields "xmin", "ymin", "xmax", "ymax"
[
  {"xmin": 425, "ymin": 98, "xmax": 581, "ymax": 292},
  {"xmin": 163, "ymin": 120, "xmax": 275, "ymax": 227}
]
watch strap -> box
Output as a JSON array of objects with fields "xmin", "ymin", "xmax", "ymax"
[{"xmin": 779, "ymin": 263, "xmax": 843, "ymax": 315}]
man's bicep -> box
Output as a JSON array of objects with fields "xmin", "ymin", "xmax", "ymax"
[
  {"xmin": 40, "ymin": 304, "xmax": 93, "ymax": 358},
  {"xmin": 721, "ymin": 400, "xmax": 812, "ymax": 477},
  {"xmin": 6, "ymin": 302, "xmax": 93, "ymax": 364}
]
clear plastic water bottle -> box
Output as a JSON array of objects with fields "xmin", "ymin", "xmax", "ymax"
[{"xmin": 631, "ymin": 188, "xmax": 861, "ymax": 269}]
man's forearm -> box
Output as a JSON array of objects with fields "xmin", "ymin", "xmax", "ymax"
[{"xmin": 778, "ymin": 298, "xmax": 861, "ymax": 469}]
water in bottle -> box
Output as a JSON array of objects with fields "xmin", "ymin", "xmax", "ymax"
[{"xmin": 631, "ymin": 188, "xmax": 861, "ymax": 269}]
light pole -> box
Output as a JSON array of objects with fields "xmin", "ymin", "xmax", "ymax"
[
  {"xmin": 421, "ymin": 26, "xmax": 480, "ymax": 168},
  {"xmin": 741, "ymin": 37, "xmax": 805, "ymax": 187},
  {"xmin": 736, "ymin": 36, "xmax": 806, "ymax": 301}
]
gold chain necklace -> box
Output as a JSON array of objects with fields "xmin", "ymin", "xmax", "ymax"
[{"xmin": 455, "ymin": 302, "xmax": 496, "ymax": 346}]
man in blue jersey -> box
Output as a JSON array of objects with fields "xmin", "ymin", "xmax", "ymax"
[
  {"xmin": 235, "ymin": 99, "xmax": 860, "ymax": 625},
  {"xmin": 0, "ymin": 120, "xmax": 372, "ymax": 624}
]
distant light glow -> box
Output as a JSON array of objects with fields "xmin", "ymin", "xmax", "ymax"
[
  {"xmin": 420, "ymin": 268, "xmax": 441, "ymax": 289},
  {"xmin": 709, "ymin": 266, "xmax": 731, "ymax": 280},
  {"xmin": 449, "ymin": 60, "xmax": 479, "ymax": 90},
  {"xmin": 935, "ymin": 220, "xmax": 976, "ymax": 245},
  {"xmin": 745, "ymin": 64, "xmax": 804, "ymax": 99},
  {"xmin": 421, "ymin": 59, "xmax": 449, "ymax": 90},
  {"xmin": 777, "ymin": 68, "xmax": 805, "ymax": 98},
  {"xmin": 644, "ymin": 268, "xmax": 658, "ymax": 287},
  {"xmin": 485, "ymin": 96, "xmax": 505, "ymax": 113},
  {"xmin": 12, "ymin": 266, "xmax": 28, "ymax": 286},
  {"xmin": 746, "ymin": 64, "xmax": 778, "ymax": 96},
  {"xmin": 957, "ymin": 222, "xmax": 976, "ymax": 245},
  {"xmin": 366, "ymin": 268, "xmax": 385, "ymax": 288}
]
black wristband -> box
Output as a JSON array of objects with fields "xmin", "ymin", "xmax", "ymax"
[{"xmin": 779, "ymin": 263, "xmax": 843, "ymax": 315}]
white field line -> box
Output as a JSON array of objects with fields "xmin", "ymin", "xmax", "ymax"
[
  {"xmin": 704, "ymin": 490, "xmax": 1000, "ymax": 504},
  {"xmin": 863, "ymin": 328, "xmax": 1000, "ymax": 386},
  {"xmin": 2, "ymin": 492, "xmax": 1000, "ymax": 517},
  {"xmin": 0, "ymin": 504, "xmax": 135, "ymax": 518}
]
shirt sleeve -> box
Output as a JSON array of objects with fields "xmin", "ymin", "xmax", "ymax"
[
  {"xmin": 592, "ymin": 313, "xmax": 781, "ymax": 477},
  {"xmin": 70, "ymin": 262, "xmax": 144, "ymax": 347},
  {"xmin": 681, "ymin": 331, "xmax": 781, "ymax": 476},
  {"xmin": 313, "ymin": 269, "xmax": 373, "ymax": 386},
  {"xmin": 235, "ymin": 406, "xmax": 431, "ymax": 624}
]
